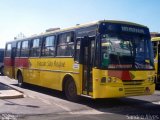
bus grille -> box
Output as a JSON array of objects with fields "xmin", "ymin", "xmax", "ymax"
[
  {"xmin": 123, "ymin": 80, "xmax": 145, "ymax": 96},
  {"xmin": 123, "ymin": 80, "xmax": 144, "ymax": 85},
  {"xmin": 124, "ymin": 87, "xmax": 145, "ymax": 96}
]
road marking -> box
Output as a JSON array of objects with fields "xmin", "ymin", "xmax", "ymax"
[
  {"xmin": 70, "ymin": 109, "xmax": 106, "ymax": 114},
  {"xmin": 28, "ymin": 95, "xmax": 36, "ymax": 99},
  {"xmin": 51, "ymin": 102, "xmax": 71, "ymax": 112},
  {"xmin": 37, "ymin": 96, "xmax": 75, "ymax": 112},
  {"xmin": 37, "ymin": 97, "xmax": 52, "ymax": 105}
]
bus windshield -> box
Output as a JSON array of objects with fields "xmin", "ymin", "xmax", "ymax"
[{"xmin": 101, "ymin": 33, "xmax": 154, "ymax": 69}]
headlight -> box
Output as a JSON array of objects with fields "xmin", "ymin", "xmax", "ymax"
[
  {"xmin": 107, "ymin": 77, "xmax": 112, "ymax": 83},
  {"xmin": 101, "ymin": 77, "xmax": 118, "ymax": 83},
  {"xmin": 101, "ymin": 77, "xmax": 106, "ymax": 83}
]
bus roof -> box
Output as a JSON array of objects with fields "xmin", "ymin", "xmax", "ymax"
[
  {"xmin": 151, "ymin": 37, "xmax": 160, "ymax": 42},
  {"xmin": 7, "ymin": 20, "xmax": 148, "ymax": 43},
  {"xmin": 46, "ymin": 20, "xmax": 147, "ymax": 34},
  {"xmin": 100, "ymin": 20, "xmax": 147, "ymax": 28}
]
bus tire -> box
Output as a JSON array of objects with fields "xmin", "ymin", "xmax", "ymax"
[
  {"xmin": 17, "ymin": 72, "xmax": 24, "ymax": 87},
  {"xmin": 64, "ymin": 77, "xmax": 79, "ymax": 101}
]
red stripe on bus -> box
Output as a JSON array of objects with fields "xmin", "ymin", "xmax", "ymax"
[
  {"xmin": 108, "ymin": 70, "xmax": 131, "ymax": 80},
  {"xmin": 15, "ymin": 58, "xmax": 29, "ymax": 68},
  {"xmin": 4, "ymin": 58, "xmax": 14, "ymax": 66}
]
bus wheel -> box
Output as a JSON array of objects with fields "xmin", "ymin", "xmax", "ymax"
[
  {"xmin": 64, "ymin": 78, "xmax": 79, "ymax": 101},
  {"xmin": 17, "ymin": 73, "xmax": 24, "ymax": 87}
]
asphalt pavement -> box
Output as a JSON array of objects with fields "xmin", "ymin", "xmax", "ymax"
[{"xmin": 0, "ymin": 76, "xmax": 160, "ymax": 120}]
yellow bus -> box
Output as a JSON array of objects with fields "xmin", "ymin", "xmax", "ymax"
[
  {"xmin": 4, "ymin": 20, "xmax": 155, "ymax": 101},
  {"xmin": 152, "ymin": 37, "xmax": 160, "ymax": 88}
]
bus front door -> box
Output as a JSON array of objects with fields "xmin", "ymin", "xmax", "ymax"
[{"xmin": 81, "ymin": 36, "xmax": 94, "ymax": 95}]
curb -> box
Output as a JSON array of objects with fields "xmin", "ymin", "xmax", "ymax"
[
  {"xmin": 0, "ymin": 82, "xmax": 24, "ymax": 99},
  {"xmin": 0, "ymin": 82, "xmax": 24, "ymax": 94},
  {"xmin": 0, "ymin": 94, "xmax": 24, "ymax": 99}
]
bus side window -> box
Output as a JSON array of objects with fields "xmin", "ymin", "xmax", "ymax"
[
  {"xmin": 16, "ymin": 42, "xmax": 21, "ymax": 57},
  {"xmin": 90, "ymin": 38, "xmax": 95, "ymax": 64},
  {"xmin": 5, "ymin": 44, "xmax": 11, "ymax": 57},
  {"xmin": 42, "ymin": 36, "xmax": 55, "ymax": 57},
  {"xmin": 21, "ymin": 40, "xmax": 29, "ymax": 57},
  {"xmin": 75, "ymin": 39, "xmax": 81, "ymax": 62},
  {"xmin": 57, "ymin": 32, "xmax": 74, "ymax": 57},
  {"xmin": 30, "ymin": 38, "xmax": 41, "ymax": 57}
]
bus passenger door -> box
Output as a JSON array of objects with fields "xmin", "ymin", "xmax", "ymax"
[{"xmin": 81, "ymin": 36, "xmax": 95, "ymax": 95}]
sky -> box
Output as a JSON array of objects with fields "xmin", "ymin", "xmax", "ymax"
[{"xmin": 0, "ymin": 0, "xmax": 160, "ymax": 48}]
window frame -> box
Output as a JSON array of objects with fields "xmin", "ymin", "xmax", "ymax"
[
  {"xmin": 56, "ymin": 32, "xmax": 75, "ymax": 57},
  {"xmin": 30, "ymin": 38, "xmax": 42, "ymax": 57},
  {"xmin": 20, "ymin": 40, "xmax": 30, "ymax": 57},
  {"xmin": 16, "ymin": 41, "xmax": 21, "ymax": 57},
  {"xmin": 41, "ymin": 35, "xmax": 56, "ymax": 57},
  {"xmin": 5, "ymin": 43, "xmax": 12, "ymax": 57}
]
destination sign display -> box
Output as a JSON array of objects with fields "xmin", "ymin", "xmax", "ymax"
[
  {"xmin": 121, "ymin": 26, "xmax": 145, "ymax": 34},
  {"xmin": 99, "ymin": 22, "xmax": 150, "ymax": 35}
]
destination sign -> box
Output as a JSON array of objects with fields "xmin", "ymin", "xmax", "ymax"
[
  {"xmin": 99, "ymin": 22, "xmax": 149, "ymax": 35},
  {"xmin": 121, "ymin": 26, "xmax": 145, "ymax": 34}
]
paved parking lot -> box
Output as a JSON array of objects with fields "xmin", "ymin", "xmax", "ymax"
[{"xmin": 0, "ymin": 76, "xmax": 160, "ymax": 120}]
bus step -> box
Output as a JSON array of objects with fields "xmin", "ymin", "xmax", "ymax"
[{"xmin": 80, "ymin": 94, "xmax": 92, "ymax": 98}]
